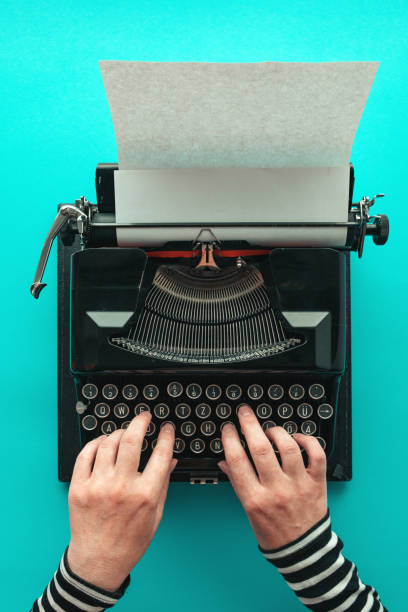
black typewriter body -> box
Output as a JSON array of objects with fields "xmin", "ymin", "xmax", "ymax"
[{"xmin": 51, "ymin": 163, "xmax": 368, "ymax": 484}]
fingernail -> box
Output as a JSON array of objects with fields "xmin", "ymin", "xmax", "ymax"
[
  {"xmin": 221, "ymin": 422, "xmax": 234, "ymax": 433},
  {"xmin": 238, "ymin": 404, "xmax": 251, "ymax": 416},
  {"xmin": 161, "ymin": 422, "xmax": 175, "ymax": 433}
]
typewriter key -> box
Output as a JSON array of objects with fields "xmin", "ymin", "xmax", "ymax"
[
  {"xmin": 134, "ymin": 403, "xmax": 150, "ymax": 415},
  {"xmin": 167, "ymin": 381, "xmax": 183, "ymax": 398},
  {"xmin": 151, "ymin": 439, "xmax": 157, "ymax": 449},
  {"xmin": 154, "ymin": 403, "xmax": 170, "ymax": 419},
  {"xmin": 289, "ymin": 384, "xmax": 305, "ymax": 400},
  {"xmin": 256, "ymin": 403, "xmax": 273, "ymax": 419},
  {"xmin": 101, "ymin": 420, "xmax": 116, "ymax": 434},
  {"xmin": 174, "ymin": 438, "xmax": 185, "ymax": 453},
  {"xmin": 205, "ymin": 384, "xmax": 222, "ymax": 400},
  {"xmin": 220, "ymin": 420, "xmax": 234, "ymax": 431},
  {"xmin": 195, "ymin": 403, "xmax": 211, "ymax": 419},
  {"xmin": 216, "ymin": 403, "xmax": 232, "ymax": 419},
  {"xmin": 113, "ymin": 403, "xmax": 129, "ymax": 419},
  {"xmin": 317, "ymin": 403, "xmax": 333, "ymax": 419},
  {"xmin": 121, "ymin": 421, "xmax": 131, "ymax": 429},
  {"xmin": 94, "ymin": 403, "xmax": 110, "ymax": 418},
  {"xmin": 309, "ymin": 383, "xmax": 325, "ymax": 400},
  {"xmin": 146, "ymin": 421, "xmax": 156, "ymax": 436},
  {"xmin": 301, "ymin": 420, "xmax": 317, "ymax": 435},
  {"xmin": 102, "ymin": 384, "xmax": 118, "ymax": 400},
  {"xmin": 316, "ymin": 436, "xmax": 326, "ymax": 450},
  {"xmin": 268, "ymin": 384, "xmax": 284, "ymax": 401},
  {"xmin": 180, "ymin": 421, "xmax": 196, "ymax": 436},
  {"xmin": 200, "ymin": 421, "xmax": 216, "ymax": 436},
  {"xmin": 277, "ymin": 403, "xmax": 293, "ymax": 419},
  {"xmin": 143, "ymin": 384, "xmax": 159, "ymax": 401},
  {"xmin": 283, "ymin": 421, "xmax": 298, "ymax": 435},
  {"xmin": 82, "ymin": 383, "xmax": 98, "ymax": 400},
  {"xmin": 226, "ymin": 384, "xmax": 242, "ymax": 401},
  {"xmin": 210, "ymin": 438, "xmax": 223, "ymax": 453},
  {"xmin": 82, "ymin": 414, "xmax": 97, "ymax": 431},
  {"xmin": 122, "ymin": 384, "xmax": 138, "ymax": 400},
  {"xmin": 141, "ymin": 439, "xmax": 148, "ymax": 452},
  {"xmin": 186, "ymin": 383, "xmax": 202, "ymax": 400},
  {"xmin": 190, "ymin": 438, "xmax": 205, "ymax": 454},
  {"xmin": 297, "ymin": 403, "xmax": 313, "ymax": 419},
  {"xmin": 262, "ymin": 420, "xmax": 276, "ymax": 431},
  {"xmin": 175, "ymin": 403, "xmax": 191, "ymax": 419},
  {"xmin": 248, "ymin": 384, "xmax": 263, "ymax": 400}
]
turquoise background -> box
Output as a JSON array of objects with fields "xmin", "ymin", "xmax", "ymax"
[{"xmin": 1, "ymin": 1, "xmax": 406, "ymax": 609}]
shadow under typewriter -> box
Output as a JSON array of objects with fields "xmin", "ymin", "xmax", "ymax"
[{"xmin": 110, "ymin": 260, "xmax": 304, "ymax": 364}]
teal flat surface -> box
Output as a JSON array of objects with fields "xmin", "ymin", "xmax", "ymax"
[{"xmin": 1, "ymin": 1, "xmax": 407, "ymax": 610}]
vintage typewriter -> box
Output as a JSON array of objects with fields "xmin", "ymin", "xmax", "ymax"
[{"xmin": 30, "ymin": 163, "xmax": 389, "ymax": 483}]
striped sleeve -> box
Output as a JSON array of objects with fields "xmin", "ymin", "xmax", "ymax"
[
  {"xmin": 30, "ymin": 548, "xmax": 130, "ymax": 611},
  {"xmin": 259, "ymin": 511, "xmax": 388, "ymax": 611}
]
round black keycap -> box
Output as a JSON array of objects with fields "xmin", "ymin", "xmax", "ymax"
[
  {"xmin": 122, "ymin": 384, "xmax": 138, "ymax": 400},
  {"xmin": 316, "ymin": 436, "xmax": 327, "ymax": 450},
  {"xmin": 262, "ymin": 420, "xmax": 276, "ymax": 431},
  {"xmin": 256, "ymin": 403, "xmax": 273, "ymax": 419},
  {"xmin": 180, "ymin": 421, "xmax": 196, "ymax": 436},
  {"xmin": 190, "ymin": 438, "xmax": 205, "ymax": 454},
  {"xmin": 186, "ymin": 383, "xmax": 202, "ymax": 400},
  {"xmin": 277, "ymin": 403, "xmax": 293, "ymax": 419},
  {"xmin": 317, "ymin": 403, "xmax": 334, "ymax": 419},
  {"xmin": 206, "ymin": 384, "xmax": 222, "ymax": 400},
  {"xmin": 82, "ymin": 383, "xmax": 98, "ymax": 400},
  {"xmin": 151, "ymin": 438, "xmax": 158, "ymax": 450},
  {"xmin": 226, "ymin": 384, "xmax": 242, "ymax": 400},
  {"xmin": 175, "ymin": 403, "xmax": 191, "ymax": 419},
  {"xmin": 301, "ymin": 420, "xmax": 317, "ymax": 435},
  {"xmin": 102, "ymin": 384, "xmax": 118, "ymax": 400},
  {"xmin": 101, "ymin": 420, "xmax": 116, "ymax": 434},
  {"xmin": 289, "ymin": 384, "xmax": 305, "ymax": 400},
  {"xmin": 220, "ymin": 420, "xmax": 234, "ymax": 431},
  {"xmin": 195, "ymin": 403, "xmax": 211, "ymax": 419},
  {"xmin": 247, "ymin": 384, "xmax": 263, "ymax": 400},
  {"xmin": 216, "ymin": 403, "xmax": 232, "ymax": 419},
  {"xmin": 141, "ymin": 439, "xmax": 148, "ymax": 452},
  {"xmin": 121, "ymin": 421, "xmax": 131, "ymax": 429},
  {"xmin": 160, "ymin": 421, "xmax": 175, "ymax": 430},
  {"xmin": 174, "ymin": 438, "xmax": 185, "ymax": 454},
  {"xmin": 200, "ymin": 421, "xmax": 216, "ymax": 436},
  {"xmin": 309, "ymin": 383, "xmax": 325, "ymax": 400},
  {"xmin": 283, "ymin": 421, "xmax": 298, "ymax": 435},
  {"xmin": 143, "ymin": 384, "xmax": 159, "ymax": 401},
  {"xmin": 94, "ymin": 403, "xmax": 110, "ymax": 418},
  {"xmin": 134, "ymin": 403, "xmax": 150, "ymax": 415},
  {"xmin": 154, "ymin": 403, "xmax": 170, "ymax": 419},
  {"xmin": 82, "ymin": 414, "xmax": 97, "ymax": 431},
  {"xmin": 146, "ymin": 421, "xmax": 156, "ymax": 436},
  {"xmin": 268, "ymin": 384, "xmax": 284, "ymax": 401},
  {"xmin": 210, "ymin": 438, "xmax": 223, "ymax": 454},
  {"xmin": 297, "ymin": 403, "xmax": 313, "ymax": 419},
  {"xmin": 167, "ymin": 381, "xmax": 183, "ymax": 398},
  {"xmin": 114, "ymin": 403, "xmax": 129, "ymax": 419}
]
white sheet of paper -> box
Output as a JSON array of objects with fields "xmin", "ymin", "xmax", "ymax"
[{"xmin": 99, "ymin": 61, "xmax": 378, "ymax": 247}]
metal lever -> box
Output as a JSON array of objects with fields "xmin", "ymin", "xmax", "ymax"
[
  {"xmin": 193, "ymin": 228, "xmax": 220, "ymax": 271},
  {"xmin": 30, "ymin": 205, "xmax": 87, "ymax": 298}
]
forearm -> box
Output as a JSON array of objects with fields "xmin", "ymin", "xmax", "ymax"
[
  {"xmin": 30, "ymin": 548, "xmax": 130, "ymax": 611},
  {"xmin": 259, "ymin": 511, "xmax": 388, "ymax": 611}
]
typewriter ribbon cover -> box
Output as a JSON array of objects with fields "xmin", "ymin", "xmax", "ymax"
[{"xmin": 100, "ymin": 60, "xmax": 379, "ymax": 248}]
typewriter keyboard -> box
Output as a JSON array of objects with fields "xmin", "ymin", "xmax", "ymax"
[{"xmin": 78, "ymin": 376, "xmax": 337, "ymax": 463}]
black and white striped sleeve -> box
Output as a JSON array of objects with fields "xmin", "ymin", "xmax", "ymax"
[
  {"xmin": 259, "ymin": 511, "xmax": 388, "ymax": 611},
  {"xmin": 30, "ymin": 548, "xmax": 130, "ymax": 611}
]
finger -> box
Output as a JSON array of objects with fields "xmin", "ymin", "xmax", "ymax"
[
  {"xmin": 142, "ymin": 422, "xmax": 176, "ymax": 496},
  {"xmin": 92, "ymin": 428, "xmax": 125, "ymax": 475},
  {"xmin": 221, "ymin": 422, "xmax": 259, "ymax": 497},
  {"xmin": 115, "ymin": 412, "xmax": 152, "ymax": 476},
  {"xmin": 292, "ymin": 433, "xmax": 327, "ymax": 480},
  {"xmin": 71, "ymin": 436, "xmax": 106, "ymax": 483},
  {"xmin": 265, "ymin": 426, "xmax": 305, "ymax": 478},
  {"xmin": 237, "ymin": 405, "xmax": 281, "ymax": 483},
  {"xmin": 155, "ymin": 458, "xmax": 177, "ymax": 517}
]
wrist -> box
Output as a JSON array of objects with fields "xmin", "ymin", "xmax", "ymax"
[{"xmin": 67, "ymin": 543, "xmax": 129, "ymax": 593}]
